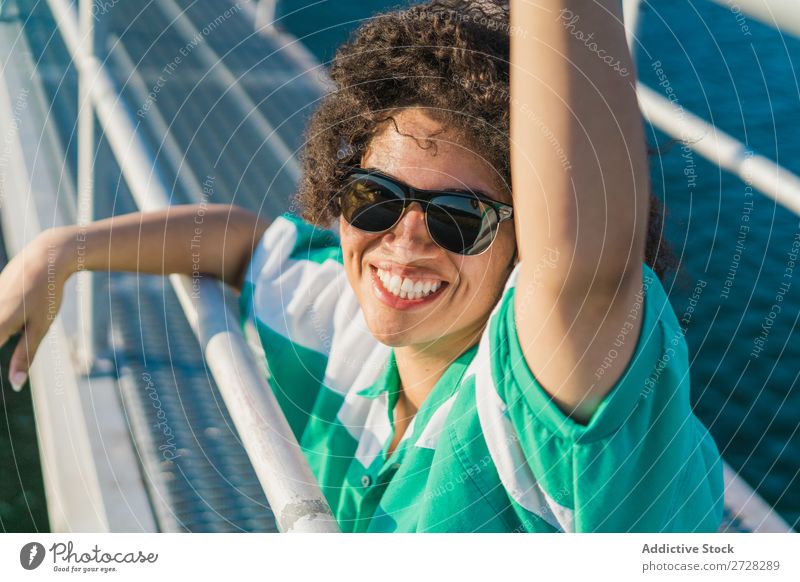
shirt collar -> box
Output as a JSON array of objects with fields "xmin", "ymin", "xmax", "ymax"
[
  {"xmin": 356, "ymin": 350, "xmax": 399, "ymax": 399},
  {"xmin": 355, "ymin": 344, "xmax": 479, "ymax": 401}
]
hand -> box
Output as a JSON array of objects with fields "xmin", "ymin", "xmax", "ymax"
[{"xmin": 0, "ymin": 228, "xmax": 72, "ymax": 391}]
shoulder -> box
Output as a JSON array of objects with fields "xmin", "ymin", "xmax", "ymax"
[
  {"xmin": 485, "ymin": 262, "xmax": 691, "ymax": 437},
  {"xmin": 457, "ymin": 264, "xmax": 722, "ymax": 531},
  {"xmin": 240, "ymin": 213, "xmax": 352, "ymax": 357},
  {"xmin": 248, "ymin": 213, "xmax": 342, "ymax": 274}
]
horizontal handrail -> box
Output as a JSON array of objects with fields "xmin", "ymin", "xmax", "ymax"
[
  {"xmin": 637, "ymin": 83, "xmax": 800, "ymax": 217},
  {"xmin": 44, "ymin": 0, "xmax": 339, "ymax": 532},
  {"xmin": 627, "ymin": 0, "xmax": 800, "ymax": 218}
]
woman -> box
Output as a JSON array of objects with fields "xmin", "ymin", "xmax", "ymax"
[{"xmin": 0, "ymin": 0, "xmax": 723, "ymax": 531}]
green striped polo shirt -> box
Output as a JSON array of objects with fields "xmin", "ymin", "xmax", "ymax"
[{"xmin": 239, "ymin": 214, "xmax": 724, "ymax": 532}]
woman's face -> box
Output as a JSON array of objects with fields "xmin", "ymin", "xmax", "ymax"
[{"xmin": 339, "ymin": 108, "xmax": 516, "ymax": 350}]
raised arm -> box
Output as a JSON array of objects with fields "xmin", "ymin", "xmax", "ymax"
[
  {"xmin": 510, "ymin": 0, "xmax": 649, "ymax": 422},
  {"xmin": 0, "ymin": 204, "xmax": 268, "ymax": 389}
]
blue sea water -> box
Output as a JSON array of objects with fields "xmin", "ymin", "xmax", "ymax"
[
  {"xmin": 276, "ymin": 0, "xmax": 800, "ymax": 527},
  {"xmin": 635, "ymin": 1, "xmax": 800, "ymax": 529}
]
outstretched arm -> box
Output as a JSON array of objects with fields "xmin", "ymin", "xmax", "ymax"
[
  {"xmin": 510, "ymin": 0, "xmax": 649, "ymax": 422},
  {"xmin": 0, "ymin": 204, "xmax": 268, "ymax": 388},
  {"xmin": 51, "ymin": 204, "xmax": 267, "ymax": 288}
]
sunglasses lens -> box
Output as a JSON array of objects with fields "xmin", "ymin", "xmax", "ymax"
[
  {"xmin": 427, "ymin": 195, "xmax": 499, "ymax": 255},
  {"xmin": 341, "ymin": 175, "xmax": 405, "ymax": 232},
  {"xmin": 341, "ymin": 171, "xmax": 503, "ymax": 255}
]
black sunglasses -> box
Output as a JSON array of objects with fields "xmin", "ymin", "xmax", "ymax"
[{"xmin": 338, "ymin": 167, "xmax": 513, "ymax": 256}]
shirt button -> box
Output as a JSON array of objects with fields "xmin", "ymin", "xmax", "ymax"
[{"xmin": 361, "ymin": 474, "xmax": 372, "ymax": 488}]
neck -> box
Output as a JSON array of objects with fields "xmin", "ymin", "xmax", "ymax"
[{"xmin": 393, "ymin": 326, "xmax": 482, "ymax": 412}]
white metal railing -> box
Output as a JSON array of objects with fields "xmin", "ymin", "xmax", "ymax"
[
  {"xmin": 624, "ymin": 0, "xmax": 800, "ymax": 218},
  {"xmin": 255, "ymin": 0, "xmax": 278, "ymax": 32},
  {"xmin": 637, "ymin": 84, "xmax": 800, "ymax": 216},
  {"xmin": 45, "ymin": 0, "xmax": 339, "ymax": 532}
]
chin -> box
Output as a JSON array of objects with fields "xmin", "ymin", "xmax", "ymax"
[
  {"xmin": 365, "ymin": 322, "xmax": 413, "ymax": 347},
  {"xmin": 358, "ymin": 285, "xmax": 449, "ymax": 347},
  {"xmin": 362, "ymin": 314, "xmax": 428, "ymax": 348}
]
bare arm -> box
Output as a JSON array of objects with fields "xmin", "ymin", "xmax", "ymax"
[
  {"xmin": 53, "ymin": 203, "xmax": 268, "ymax": 288},
  {"xmin": 0, "ymin": 204, "xmax": 269, "ymax": 389},
  {"xmin": 510, "ymin": 0, "xmax": 649, "ymax": 422}
]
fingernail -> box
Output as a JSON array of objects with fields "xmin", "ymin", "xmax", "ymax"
[{"xmin": 11, "ymin": 371, "xmax": 27, "ymax": 392}]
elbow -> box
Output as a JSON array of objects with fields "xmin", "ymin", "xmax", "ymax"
[{"xmin": 228, "ymin": 208, "xmax": 270, "ymax": 291}]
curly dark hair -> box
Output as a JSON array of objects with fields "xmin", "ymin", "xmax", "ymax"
[{"xmin": 296, "ymin": 0, "xmax": 678, "ymax": 280}]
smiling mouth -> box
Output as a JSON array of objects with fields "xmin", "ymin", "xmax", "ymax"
[{"xmin": 369, "ymin": 265, "xmax": 448, "ymax": 307}]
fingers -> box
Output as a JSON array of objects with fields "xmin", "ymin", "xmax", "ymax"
[
  {"xmin": 8, "ymin": 324, "xmax": 46, "ymax": 392},
  {"xmin": 0, "ymin": 312, "xmax": 23, "ymax": 353},
  {"xmin": 0, "ymin": 308, "xmax": 24, "ymax": 355}
]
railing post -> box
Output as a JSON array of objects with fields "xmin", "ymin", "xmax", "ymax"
[
  {"xmin": 0, "ymin": 0, "xmax": 18, "ymax": 21},
  {"xmin": 622, "ymin": 0, "xmax": 642, "ymax": 50},
  {"xmin": 255, "ymin": 0, "xmax": 278, "ymax": 31},
  {"xmin": 76, "ymin": 0, "xmax": 112, "ymax": 374}
]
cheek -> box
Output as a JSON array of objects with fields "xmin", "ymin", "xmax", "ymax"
[
  {"xmin": 340, "ymin": 220, "xmax": 380, "ymax": 251},
  {"xmin": 458, "ymin": 260, "xmax": 499, "ymax": 302},
  {"xmin": 340, "ymin": 226, "xmax": 380, "ymax": 285},
  {"xmin": 460, "ymin": 242, "xmax": 515, "ymax": 303}
]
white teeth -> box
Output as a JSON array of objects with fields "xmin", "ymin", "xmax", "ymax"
[
  {"xmin": 389, "ymin": 274, "xmax": 401, "ymax": 295},
  {"xmin": 375, "ymin": 268, "xmax": 444, "ymax": 300}
]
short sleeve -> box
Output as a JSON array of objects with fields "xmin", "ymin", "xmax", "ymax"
[
  {"xmin": 502, "ymin": 263, "xmax": 663, "ymax": 442},
  {"xmin": 472, "ymin": 263, "xmax": 724, "ymax": 532},
  {"xmin": 238, "ymin": 213, "xmax": 349, "ymax": 438}
]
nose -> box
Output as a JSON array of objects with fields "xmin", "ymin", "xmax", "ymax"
[{"xmin": 382, "ymin": 202, "xmax": 436, "ymax": 253}]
